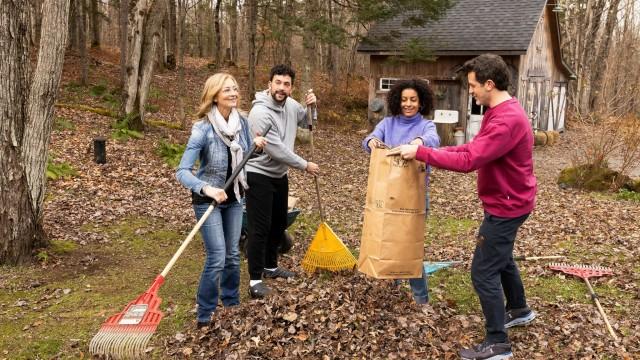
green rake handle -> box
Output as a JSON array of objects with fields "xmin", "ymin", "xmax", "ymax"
[
  {"xmin": 160, "ymin": 124, "xmax": 271, "ymax": 278},
  {"xmin": 583, "ymin": 277, "xmax": 619, "ymax": 341}
]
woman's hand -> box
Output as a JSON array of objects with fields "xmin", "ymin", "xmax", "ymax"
[
  {"xmin": 202, "ymin": 185, "xmax": 228, "ymax": 203},
  {"xmin": 368, "ymin": 138, "xmax": 385, "ymax": 149},
  {"xmin": 253, "ymin": 135, "xmax": 267, "ymax": 149},
  {"xmin": 409, "ymin": 138, "xmax": 423, "ymax": 146}
]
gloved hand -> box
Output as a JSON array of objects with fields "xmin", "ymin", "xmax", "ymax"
[{"xmin": 202, "ymin": 185, "xmax": 228, "ymax": 203}]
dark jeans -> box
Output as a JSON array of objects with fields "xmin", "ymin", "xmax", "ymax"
[
  {"xmin": 246, "ymin": 172, "xmax": 288, "ymax": 280},
  {"xmin": 471, "ymin": 212, "xmax": 529, "ymax": 344}
]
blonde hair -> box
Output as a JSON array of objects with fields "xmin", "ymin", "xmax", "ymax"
[{"xmin": 196, "ymin": 73, "xmax": 240, "ymax": 118}]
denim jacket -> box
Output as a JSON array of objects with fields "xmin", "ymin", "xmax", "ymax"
[{"xmin": 176, "ymin": 116, "xmax": 252, "ymax": 196}]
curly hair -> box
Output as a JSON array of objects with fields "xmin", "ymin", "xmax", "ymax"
[
  {"xmin": 461, "ymin": 54, "xmax": 511, "ymax": 91},
  {"xmin": 386, "ymin": 79, "xmax": 434, "ymax": 116},
  {"xmin": 269, "ymin": 64, "xmax": 296, "ymax": 83}
]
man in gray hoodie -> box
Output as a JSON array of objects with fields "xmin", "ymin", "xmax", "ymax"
[{"xmin": 245, "ymin": 64, "xmax": 320, "ymax": 298}]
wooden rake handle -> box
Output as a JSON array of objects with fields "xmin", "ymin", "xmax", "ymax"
[
  {"xmin": 160, "ymin": 124, "xmax": 272, "ymax": 278},
  {"xmin": 583, "ymin": 277, "xmax": 619, "ymax": 341},
  {"xmin": 307, "ymin": 105, "xmax": 325, "ymax": 223},
  {"xmin": 514, "ymin": 255, "xmax": 565, "ymax": 261}
]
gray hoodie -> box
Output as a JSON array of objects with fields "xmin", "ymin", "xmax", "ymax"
[{"xmin": 246, "ymin": 90, "xmax": 309, "ymax": 178}]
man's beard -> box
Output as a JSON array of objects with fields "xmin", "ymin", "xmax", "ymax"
[{"xmin": 270, "ymin": 90, "xmax": 288, "ymax": 104}]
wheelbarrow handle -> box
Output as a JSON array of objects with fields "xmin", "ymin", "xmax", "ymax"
[{"xmin": 160, "ymin": 123, "xmax": 272, "ymax": 278}]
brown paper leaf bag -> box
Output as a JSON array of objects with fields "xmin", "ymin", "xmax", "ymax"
[{"xmin": 358, "ymin": 147, "xmax": 427, "ymax": 279}]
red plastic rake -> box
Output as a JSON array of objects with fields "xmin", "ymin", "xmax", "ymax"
[
  {"xmin": 89, "ymin": 125, "xmax": 270, "ymax": 358},
  {"xmin": 548, "ymin": 263, "xmax": 619, "ymax": 341}
]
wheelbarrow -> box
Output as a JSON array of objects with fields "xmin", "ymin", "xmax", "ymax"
[{"xmin": 239, "ymin": 198, "xmax": 301, "ymax": 256}]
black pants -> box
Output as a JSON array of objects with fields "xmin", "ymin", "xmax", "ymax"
[
  {"xmin": 246, "ymin": 172, "xmax": 288, "ymax": 280},
  {"xmin": 471, "ymin": 212, "xmax": 529, "ymax": 344}
]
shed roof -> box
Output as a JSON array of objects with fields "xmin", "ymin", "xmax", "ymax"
[{"xmin": 357, "ymin": 0, "xmax": 548, "ymax": 55}]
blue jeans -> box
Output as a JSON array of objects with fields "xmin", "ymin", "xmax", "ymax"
[
  {"xmin": 396, "ymin": 269, "xmax": 429, "ymax": 304},
  {"xmin": 395, "ymin": 190, "xmax": 431, "ymax": 304},
  {"xmin": 193, "ymin": 201, "xmax": 242, "ymax": 323}
]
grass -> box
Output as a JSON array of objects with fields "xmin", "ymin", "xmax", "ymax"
[
  {"xmin": 53, "ymin": 117, "xmax": 75, "ymax": 132},
  {"xmin": 145, "ymin": 103, "xmax": 160, "ymax": 113},
  {"xmin": 0, "ymin": 217, "xmax": 201, "ymax": 359},
  {"xmin": 111, "ymin": 116, "xmax": 144, "ymax": 141},
  {"xmin": 156, "ymin": 140, "xmax": 186, "ymax": 168},
  {"xmin": 425, "ymin": 215, "xmax": 477, "ymax": 246},
  {"xmin": 46, "ymin": 157, "xmax": 78, "ymax": 181},
  {"xmin": 616, "ymin": 188, "xmax": 640, "ymax": 202},
  {"xmin": 429, "ymin": 268, "xmax": 478, "ymax": 313}
]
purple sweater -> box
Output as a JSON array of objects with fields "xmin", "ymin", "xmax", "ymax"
[
  {"xmin": 362, "ymin": 113, "xmax": 440, "ymax": 151},
  {"xmin": 362, "ymin": 114, "xmax": 440, "ymax": 187}
]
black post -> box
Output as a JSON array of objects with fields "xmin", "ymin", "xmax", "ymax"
[{"xmin": 94, "ymin": 137, "xmax": 107, "ymax": 164}]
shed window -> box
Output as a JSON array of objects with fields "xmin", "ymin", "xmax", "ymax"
[
  {"xmin": 379, "ymin": 78, "xmax": 399, "ymax": 91},
  {"xmin": 379, "ymin": 77, "xmax": 430, "ymax": 91}
]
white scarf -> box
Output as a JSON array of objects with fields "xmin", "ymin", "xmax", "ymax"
[{"xmin": 207, "ymin": 106, "xmax": 247, "ymax": 201}]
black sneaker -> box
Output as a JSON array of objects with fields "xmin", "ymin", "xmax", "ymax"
[
  {"xmin": 196, "ymin": 321, "xmax": 211, "ymax": 329},
  {"xmin": 504, "ymin": 307, "xmax": 536, "ymax": 328},
  {"xmin": 459, "ymin": 341, "xmax": 513, "ymax": 360},
  {"xmin": 248, "ymin": 282, "xmax": 272, "ymax": 299},
  {"xmin": 263, "ymin": 267, "xmax": 296, "ymax": 279}
]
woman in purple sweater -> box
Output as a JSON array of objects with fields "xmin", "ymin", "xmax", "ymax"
[{"xmin": 362, "ymin": 79, "xmax": 440, "ymax": 305}]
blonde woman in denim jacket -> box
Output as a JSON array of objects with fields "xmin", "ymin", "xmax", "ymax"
[{"xmin": 176, "ymin": 73, "xmax": 266, "ymax": 328}]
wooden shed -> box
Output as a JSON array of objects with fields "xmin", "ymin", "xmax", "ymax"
[{"xmin": 357, "ymin": 0, "xmax": 575, "ymax": 145}]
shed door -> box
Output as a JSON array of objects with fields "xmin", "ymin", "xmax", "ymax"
[
  {"xmin": 432, "ymin": 80, "xmax": 462, "ymax": 146},
  {"xmin": 467, "ymin": 94, "xmax": 486, "ymax": 142},
  {"xmin": 548, "ymin": 83, "xmax": 567, "ymax": 131}
]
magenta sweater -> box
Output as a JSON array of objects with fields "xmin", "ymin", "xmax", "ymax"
[{"xmin": 416, "ymin": 98, "xmax": 536, "ymax": 217}]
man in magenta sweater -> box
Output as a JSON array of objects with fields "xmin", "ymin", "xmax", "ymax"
[{"xmin": 392, "ymin": 54, "xmax": 536, "ymax": 360}]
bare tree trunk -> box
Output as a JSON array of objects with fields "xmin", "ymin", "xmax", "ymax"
[
  {"xmin": 212, "ymin": 0, "xmax": 222, "ymax": 66},
  {"xmin": 119, "ymin": 0, "xmax": 128, "ymax": 91},
  {"xmin": 176, "ymin": 0, "xmax": 187, "ymax": 128},
  {"xmin": 166, "ymin": 0, "xmax": 176, "ymax": 69},
  {"xmin": 301, "ymin": 0, "xmax": 317, "ymax": 95},
  {"xmin": 90, "ymin": 0, "xmax": 101, "ymax": 47},
  {"xmin": 1, "ymin": 0, "xmax": 70, "ymax": 264},
  {"xmin": 24, "ymin": 0, "xmax": 71, "ymax": 222},
  {"xmin": 29, "ymin": 0, "xmax": 43, "ymax": 47},
  {"xmin": 78, "ymin": 0, "xmax": 88, "ymax": 85},
  {"xmin": 229, "ymin": 0, "xmax": 238, "ymax": 64},
  {"xmin": 248, "ymin": 0, "xmax": 257, "ymax": 100},
  {"xmin": 579, "ymin": 0, "xmax": 605, "ymax": 114},
  {"xmin": 326, "ymin": 0, "xmax": 336, "ymax": 88},
  {"xmin": 68, "ymin": 0, "xmax": 78, "ymax": 50},
  {"xmin": 196, "ymin": 4, "xmax": 204, "ymax": 57},
  {"xmin": 123, "ymin": 0, "xmax": 168, "ymax": 131},
  {"xmin": 589, "ymin": 0, "xmax": 621, "ymax": 112},
  {"xmin": 0, "ymin": 0, "xmax": 37, "ymax": 264},
  {"xmin": 282, "ymin": 0, "xmax": 292, "ymax": 66}
]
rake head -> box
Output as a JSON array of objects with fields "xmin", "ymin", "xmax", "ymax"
[
  {"xmin": 89, "ymin": 275, "xmax": 165, "ymax": 359},
  {"xmin": 301, "ymin": 222, "xmax": 356, "ymax": 273},
  {"xmin": 548, "ymin": 263, "xmax": 614, "ymax": 280}
]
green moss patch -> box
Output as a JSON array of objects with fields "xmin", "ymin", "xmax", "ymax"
[{"xmin": 558, "ymin": 165, "xmax": 629, "ymax": 191}]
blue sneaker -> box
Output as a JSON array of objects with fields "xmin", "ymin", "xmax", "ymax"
[{"xmin": 504, "ymin": 307, "xmax": 536, "ymax": 328}]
